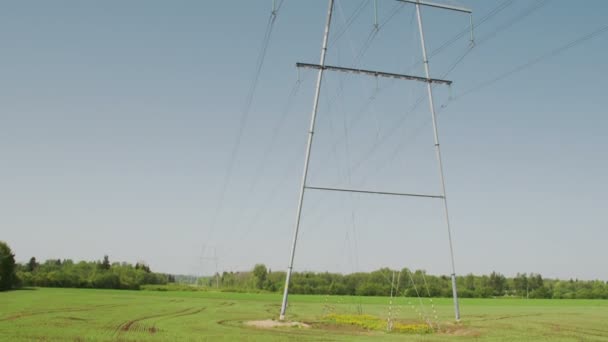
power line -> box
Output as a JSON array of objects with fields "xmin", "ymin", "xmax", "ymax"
[
  {"xmin": 289, "ymin": 1, "xmax": 410, "ymax": 229},
  {"xmin": 308, "ymin": 1, "xmax": 413, "ymax": 177},
  {"xmin": 235, "ymin": 0, "xmax": 536, "ymax": 236},
  {"xmin": 340, "ymin": 0, "xmax": 552, "ymax": 179},
  {"xmin": 429, "ymin": 0, "xmax": 514, "ymax": 59},
  {"xmin": 315, "ymin": 0, "xmax": 520, "ymax": 172},
  {"xmin": 242, "ymin": 78, "xmax": 305, "ymax": 208},
  {"xmin": 229, "ymin": 1, "xmax": 378, "ymax": 245},
  {"xmin": 318, "ymin": 0, "xmax": 509, "ymax": 146},
  {"xmin": 371, "ymin": 6, "xmax": 607, "ymax": 188},
  {"xmin": 302, "ymin": 0, "xmax": 545, "ymax": 229},
  {"xmin": 330, "ymin": 0, "xmax": 370, "ymax": 46},
  {"xmin": 455, "ymin": 23, "xmax": 608, "ymax": 101},
  {"xmin": 352, "ymin": 0, "xmax": 560, "ymax": 190},
  {"xmin": 437, "ymin": 0, "xmax": 549, "ymax": 82},
  {"xmin": 207, "ymin": 5, "xmax": 284, "ymax": 239},
  {"xmin": 235, "ymin": 0, "xmax": 559, "ymax": 274},
  {"xmin": 222, "ymin": 79, "xmax": 307, "ymax": 242},
  {"xmin": 325, "ymin": 0, "xmax": 405, "ymax": 108},
  {"xmin": 378, "ymin": 1, "xmax": 407, "ymax": 29},
  {"xmin": 235, "ymin": 0, "xmax": 402, "ymax": 240},
  {"xmin": 474, "ymin": 0, "xmax": 548, "ymax": 47}
]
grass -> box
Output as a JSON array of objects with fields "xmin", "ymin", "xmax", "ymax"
[{"xmin": 1, "ymin": 288, "xmax": 608, "ymax": 341}]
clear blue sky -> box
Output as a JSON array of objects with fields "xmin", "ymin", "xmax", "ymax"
[{"xmin": 1, "ymin": 0, "xmax": 607, "ymax": 280}]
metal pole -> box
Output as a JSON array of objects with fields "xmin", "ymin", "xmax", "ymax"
[
  {"xmin": 374, "ymin": 0, "xmax": 379, "ymax": 29},
  {"xmin": 414, "ymin": 0, "xmax": 461, "ymax": 321},
  {"xmin": 469, "ymin": 13, "xmax": 475, "ymax": 45},
  {"xmin": 279, "ymin": 0, "xmax": 334, "ymax": 321},
  {"xmin": 388, "ymin": 271, "xmax": 396, "ymax": 331}
]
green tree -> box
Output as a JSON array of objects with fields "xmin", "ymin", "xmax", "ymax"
[
  {"xmin": 0, "ymin": 241, "xmax": 17, "ymax": 291},
  {"xmin": 135, "ymin": 262, "xmax": 151, "ymax": 273},
  {"xmin": 528, "ymin": 274, "xmax": 544, "ymax": 291},
  {"xmin": 92, "ymin": 272, "xmax": 120, "ymax": 289},
  {"xmin": 530, "ymin": 285, "xmax": 552, "ymax": 299},
  {"xmin": 464, "ymin": 273, "xmax": 476, "ymax": 291},
  {"xmin": 100, "ymin": 255, "xmax": 111, "ymax": 270},
  {"xmin": 513, "ymin": 273, "xmax": 529, "ymax": 298},
  {"xmin": 27, "ymin": 257, "xmax": 38, "ymax": 272},
  {"xmin": 252, "ymin": 264, "xmax": 267, "ymax": 289},
  {"xmin": 489, "ymin": 271, "xmax": 507, "ymax": 296}
]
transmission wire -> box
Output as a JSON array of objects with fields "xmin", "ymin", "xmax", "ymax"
[
  {"xmin": 453, "ymin": 22, "xmax": 608, "ymax": 102},
  {"xmin": 207, "ymin": 5, "xmax": 284, "ymax": 241},
  {"xmin": 330, "ymin": 0, "xmax": 371, "ymax": 46},
  {"xmin": 306, "ymin": 0, "xmax": 515, "ymax": 184},
  {"xmin": 345, "ymin": 0, "xmax": 552, "ymax": 185},
  {"xmin": 233, "ymin": 77, "xmax": 308, "ymax": 242},
  {"xmin": 303, "ymin": 0, "xmax": 532, "ymax": 238},
  {"xmin": 239, "ymin": 0, "xmax": 400, "ymax": 249}
]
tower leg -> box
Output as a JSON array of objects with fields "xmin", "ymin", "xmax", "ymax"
[
  {"xmin": 414, "ymin": 0, "xmax": 460, "ymax": 321},
  {"xmin": 279, "ymin": 0, "xmax": 335, "ymax": 321}
]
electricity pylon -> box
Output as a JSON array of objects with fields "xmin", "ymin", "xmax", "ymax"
[{"xmin": 279, "ymin": 0, "xmax": 473, "ymax": 322}]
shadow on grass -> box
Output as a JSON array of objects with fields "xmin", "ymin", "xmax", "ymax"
[{"xmin": 10, "ymin": 287, "xmax": 39, "ymax": 291}]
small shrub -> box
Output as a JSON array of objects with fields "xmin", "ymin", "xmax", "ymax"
[{"xmin": 323, "ymin": 313, "xmax": 432, "ymax": 334}]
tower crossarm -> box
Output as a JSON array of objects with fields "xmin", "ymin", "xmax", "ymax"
[
  {"xmin": 296, "ymin": 62, "xmax": 452, "ymax": 85},
  {"xmin": 396, "ymin": 0, "xmax": 471, "ymax": 13}
]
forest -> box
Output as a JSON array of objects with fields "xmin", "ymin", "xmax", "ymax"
[
  {"xmin": 198, "ymin": 264, "xmax": 608, "ymax": 300},
  {"xmin": 2, "ymin": 241, "xmax": 606, "ymax": 299},
  {"xmin": 13, "ymin": 255, "xmax": 170, "ymax": 290}
]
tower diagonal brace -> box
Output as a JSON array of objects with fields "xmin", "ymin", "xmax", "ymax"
[{"xmin": 305, "ymin": 185, "xmax": 444, "ymax": 199}]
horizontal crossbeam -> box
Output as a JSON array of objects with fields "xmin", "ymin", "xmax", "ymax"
[
  {"xmin": 396, "ymin": 0, "xmax": 472, "ymax": 14},
  {"xmin": 305, "ymin": 185, "xmax": 444, "ymax": 199},
  {"xmin": 296, "ymin": 63, "xmax": 452, "ymax": 85}
]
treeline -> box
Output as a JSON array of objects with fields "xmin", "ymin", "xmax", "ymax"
[
  {"xmin": 196, "ymin": 264, "xmax": 608, "ymax": 300},
  {"xmin": 3, "ymin": 239, "xmax": 607, "ymax": 299},
  {"xmin": 0, "ymin": 241, "xmax": 171, "ymax": 291},
  {"xmin": 14, "ymin": 255, "xmax": 171, "ymax": 290}
]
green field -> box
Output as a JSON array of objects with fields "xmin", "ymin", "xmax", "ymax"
[{"xmin": 1, "ymin": 288, "xmax": 607, "ymax": 341}]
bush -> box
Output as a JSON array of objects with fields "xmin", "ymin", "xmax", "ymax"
[
  {"xmin": 324, "ymin": 314, "xmax": 432, "ymax": 334},
  {"xmin": 16, "ymin": 256, "xmax": 169, "ymax": 290},
  {"xmin": 0, "ymin": 241, "xmax": 17, "ymax": 291}
]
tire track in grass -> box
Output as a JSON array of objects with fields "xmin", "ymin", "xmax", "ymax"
[
  {"xmin": 218, "ymin": 301, "xmax": 236, "ymax": 307},
  {"xmin": 547, "ymin": 323, "xmax": 608, "ymax": 339},
  {"xmin": 116, "ymin": 308, "xmax": 192, "ymax": 332},
  {"xmin": 0, "ymin": 304, "xmax": 124, "ymax": 321},
  {"xmin": 473, "ymin": 313, "xmax": 544, "ymax": 322},
  {"xmin": 114, "ymin": 307, "xmax": 206, "ymax": 336}
]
